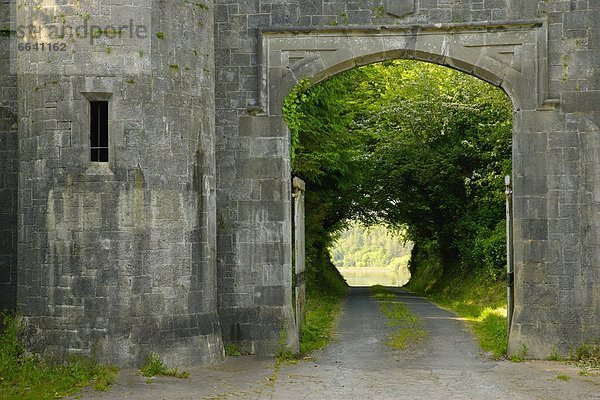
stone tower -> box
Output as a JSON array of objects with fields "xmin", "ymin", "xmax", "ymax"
[{"xmin": 13, "ymin": 0, "xmax": 223, "ymax": 366}]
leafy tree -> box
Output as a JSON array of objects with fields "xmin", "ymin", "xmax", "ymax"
[{"xmin": 283, "ymin": 59, "xmax": 512, "ymax": 293}]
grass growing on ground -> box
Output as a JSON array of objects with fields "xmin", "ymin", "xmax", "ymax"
[
  {"xmin": 275, "ymin": 261, "xmax": 348, "ymax": 364},
  {"xmin": 0, "ymin": 314, "xmax": 118, "ymax": 400},
  {"xmin": 224, "ymin": 344, "xmax": 242, "ymax": 357},
  {"xmin": 422, "ymin": 271, "xmax": 600, "ymax": 366},
  {"xmin": 371, "ymin": 285, "xmax": 396, "ymax": 301},
  {"xmin": 371, "ymin": 285, "xmax": 428, "ymax": 350},
  {"xmin": 275, "ymin": 290, "xmax": 347, "ymax": 364},
  {"xmin": 138, "ymin": 353, "xmax": 189, "ymax": 379},
  {"xmin": 300, "ymin": 261, "xmax": 349, "ymax": 357},
  {"xmin": 569, "ymin": 343, "xmax": 600, "ymax": 374},
  {"xmin": 299, "ymin": 291, "xmax": 346, "ymax": 355},
  {"xmin": 407, "ymin": 273, "xmax": 508, "ymax": 359}
]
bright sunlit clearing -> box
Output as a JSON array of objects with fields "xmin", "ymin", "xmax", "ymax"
[{"xmin": 330, "ymin": 222, "xmax": 413, "ymax": 287}]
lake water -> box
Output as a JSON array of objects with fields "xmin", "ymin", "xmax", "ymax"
[{"xmin": 337, "ymin": 267, "xmax": 411, "ymax": 287}]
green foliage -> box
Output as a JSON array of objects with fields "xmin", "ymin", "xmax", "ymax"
[
  {"xmin": 275, "ymin": 342, "xmax": 298, "ymax": 364},
  {"xmin": 300, "ymin": 284, "xmax": 347, "ymax": 356},
  {"xmin": 284, "ymin": 59, "xmax": 512, "ymax": 307},
  {"xmin": 510, "ymin": 344, "xmax": 529, "ymax": 362},
  {"xmin": 371, "ymin": 285, "xmax": 396, "ymax": 301},
  {"xmin": 138, "ymin": 353, "xmax": 189, "ymax": 379},
  {"xmin": 407, "ymin": 261, "xmax": 508, "ymax": 358},
  {"xmin": 224, "ymin": 344, "xmax": 242, "ymax": 357},
  {"xmin": 370, "ymin": 286, "xmax": 428, "ymax": 350},
  {"xmin": 569, "ymin": 343, "xmax": 600, "ymax": 371},
  {"xmin": 138, "ymin": 353, "xmax": 164, "ymax": 377},
  {"xmin": 275, "ymin": 326, "xmax": 298, "ymax": 364},
  {"xmin": 546, "ymin": 348, "xmax": 564, "ymax": 361},
  {"xmin": 184, "ymin": 0, "xmax": 209, "ymax": 10},
  {"xmin": 404, "ymin": 242, "xmax": 445, "ymax": 294},
  {"xmin": 470, "ymin": 221, "xmax": 507, "ymax": 281},
  {"xmin": 472, "ymin": 309, "xmax": 507, "ymax": 358},
  {"xmin": 356, "ymin": 61, "xmax": 511, "ymax": 272},
  {"xmin": 0, "ymin": 314, "xmax": 118, "ymax": 399}
]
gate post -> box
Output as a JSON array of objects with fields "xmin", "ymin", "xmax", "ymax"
[
  {"xmin": 292, "ymin": 177, "xmax": 306, "ymax": 337},
  {"xmin": 505, "ymin": 175, "xmax": 515, "ymax": 340}
]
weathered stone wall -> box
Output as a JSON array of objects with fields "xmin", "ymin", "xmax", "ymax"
[
  {"xmin": 8, "ymin": 0, "xmax": 599, "ymax": 363},
  {"xmin": 16, "ymin": 0, "xmax": 222, "ymax": 366},
  {"xmin": 0, "ymin": 0, "xmax": 17, "ymax": 312},
  {"xmin": 213, "ymin": 0, "xmax": 531, "ymax": 355},
  {"xmin": 214, "ymin": 0, "xmax": 600, "ymax": 358},
  {"xmin": 509, "ymin": 0, "xmax": 600, "ymax": 356}
]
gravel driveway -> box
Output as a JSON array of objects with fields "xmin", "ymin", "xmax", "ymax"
[{"xmin": 79, "ymin": 287, "xmax": 600, "ymax": 400}]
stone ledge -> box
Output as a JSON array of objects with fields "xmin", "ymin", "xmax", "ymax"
[{"xmin": 260, "ymin": 19, "xmax": 545, "ymax": 35}]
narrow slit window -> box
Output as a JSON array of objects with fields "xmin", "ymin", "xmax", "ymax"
[{"xmin": 90, "ymin": 101, "xmax": 109, "ymax": 162}]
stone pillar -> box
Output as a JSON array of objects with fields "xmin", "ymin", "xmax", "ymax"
[
  {"xmin": 508, "ymin": 0, "xmax": 600, "ymax": 358},
  {"xmin": 293, "ymin": 177, "xmax": 306, "ymax": 336},
  {"xmin": 217, "ymin": 114, "xmax": 297, "ymax": 354},
  {"xmin": 510, "ymin": 109, "xmax": 556, "ymax": 356}
]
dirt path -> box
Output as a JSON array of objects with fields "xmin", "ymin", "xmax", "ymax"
[{"xmin": 79, "ymin": 287, "xmax": 599, "ymax": 399}]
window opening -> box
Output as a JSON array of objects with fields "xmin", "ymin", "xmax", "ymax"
[{"xmin": 90, "ymin": 101, "xmax": 109, "ymax": 162}]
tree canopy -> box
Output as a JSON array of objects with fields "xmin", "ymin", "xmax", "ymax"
[{"xmin": 284, "ymin": 60, "xmax": 512, "ymax": 291}]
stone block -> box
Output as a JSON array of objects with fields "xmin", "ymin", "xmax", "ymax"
[
  {"xmin": 235, "ymin": 158, "xmax": 284, "ymax": 180},
  {"xmin": 271, "ymin": 4, "xmax": 299, "ymax": 26},
  {"xmin": 522, "ymin": 219, "xmax": 548, "ymax": 240},
  {"xmin": 521, "ymin": 240, "xmax": 549, "ymax": 263},
  {"xmin": 321, "ymin": 48, "xmax": 356, "ymax": 79},
  {"xmin": 131, "ymin": 276, "xmax": 152, "ymax": 294},
  {"xmin": 514, "ymin": 174, "xmax": 547, "ymax": 196},
  {"xmin": 260, "ymin": 179, "xmax": 286, "ymax": 201},
  {"xmin": 561, "ymin": 91, "xmax": 600, "ymax": 113},
  {"xmin": 239, "ymin": 116, "xmax": 285, "ymax": 138},
  {"xmin": 564, "ymin": 10, "xmax": 600, "ymax": 30},
  {"xmin": 250, "ymin": 138, "xmax": 283, "ymax": 157},
  {"xmin": 254, "ymin": 285, "xmax": 285, "ymax": 307},
  {"xmin": 384, "ymin": 0, "xmax": 415, "ymax": 17}
]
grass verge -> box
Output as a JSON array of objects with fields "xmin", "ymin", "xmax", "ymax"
[
  {"xmin": 138, "ymin": 353, "xmax": 189, "ymax": 379},
  {"xmin": 299, "ymin": 291, "xmax": 346, "ymax": 355},
  {"xmin": 224, "ymin": 344, "xmax": 242, "ymax": 357},
  {"xmin": 276, "ymin": 284, "xmax": 348, "ymax": 364},
  {"xmin": 407, "ymin": 274, "xmax": 508, "ymax": 359},
  {"xmin": 371, "ymin": 285, "xmax": 427, "ymax": 350},
  {"xmin": 569, "ymin": 343, "xmax": 600, "ymax": 375},
  {"xmin": 0, "ymin": 314, "xmax": 118, "ymax": 400}
]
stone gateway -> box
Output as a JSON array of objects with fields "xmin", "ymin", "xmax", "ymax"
[{"xmin": 0, "ymin": 0, "xmax": 598, "ymax": 366}]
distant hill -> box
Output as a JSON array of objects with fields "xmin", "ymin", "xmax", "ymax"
[{"xmin": 330, "ymin": 224, "xmax": 413, "ymax": 271}]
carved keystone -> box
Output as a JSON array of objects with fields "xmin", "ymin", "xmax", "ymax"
[{"xmin": 385, "ymin": 0, "xmax": 415, "ymax": 18}]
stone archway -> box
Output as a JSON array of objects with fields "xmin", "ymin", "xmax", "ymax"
[
  {"xmin": 247, "ymin": 20, "xmax": 577, "ymax": 358},
  {"xmin": 258, "ymin": 21, "xmax": 551, "ymax": 114}
]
